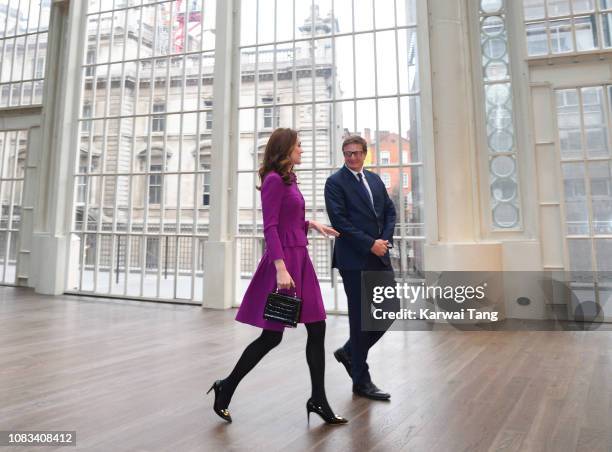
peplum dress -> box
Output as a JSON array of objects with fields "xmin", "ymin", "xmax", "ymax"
[{"xmin": 235, "ymin": 171, "xmax": 327, "ymax": 331}]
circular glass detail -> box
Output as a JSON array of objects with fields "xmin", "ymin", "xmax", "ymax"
[
  {"xmin": 490, "ymin": 155, "xmax": 516, "ymax": 178},
  {"xmin": 491, "ymin": 178, "xmax": 517, "ymax": 202},
  {"xmin": 493, "ymin": 202, "xmax": 519, "ymax": 228},
  {"xmin": 484, "ymin": 60, "xmax": 509, "ymax": 81},
  {"xmin": 481, "ymin": 15, "xmax": 505, "ymax": 37},
  {"xmin": 486, "ymin": 84, "xmax": 511, "ymax": 106},
  {"xmin": 481, "ymin": 0, "xmax": 503, "ymax": 14},
  {"xmin": 482, "ymin": 37, "xmax": 507, "ymax": 60},
  {"xmin": 487, "ymin": 107, "xmax": 513, "ymax": 129},
  {"xmin": 488, "ymin": 129, "xmax": 513, "ymax": 152}
]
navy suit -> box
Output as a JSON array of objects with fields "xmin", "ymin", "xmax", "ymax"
[{"xmin": 324, "ymin": 165, "xmax": 397, "ymax": 385}]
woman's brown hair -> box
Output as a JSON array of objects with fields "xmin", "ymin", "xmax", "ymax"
[{"xmin": 257, "ymin": 127, "xmax": 298, "ymax": 189}]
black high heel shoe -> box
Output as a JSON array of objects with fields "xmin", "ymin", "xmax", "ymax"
[
  {"xmin": 206, "ymin": 380, "xmax": 232, "ymax": 423},
  {"xmin": 306, "ymin": 399, "xmax": 348, "ymax": 425}
]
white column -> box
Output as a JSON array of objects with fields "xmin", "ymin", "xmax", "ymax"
[
  {"xmin": 201, "ymin": 0, "xmax": 239, "ymax": 309},
  {"xmin": 424, "ymin": 0, "xmax": 502, "ymax": 272},
  {"xmin": 31, "ymin": 0, "xmax": 87, "ymax": 294},
  {"xmin": 423, "ymin": 0, "xmax": 505, "ymax": 321}
]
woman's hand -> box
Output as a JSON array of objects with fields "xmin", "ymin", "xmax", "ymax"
[
  {"xmin": 308, "ymin": 220, "xmax": 340, "ymax": 238},
  {"xmin": 276, "ymin": 268, "xmax": 295, "ymax": 291}
]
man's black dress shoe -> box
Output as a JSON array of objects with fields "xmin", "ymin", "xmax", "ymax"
[
  {"xmin": 334, "ymin": 348, "xmax": 352, "ymax": 378},
  {"xmin": 352, "ymin": 381, "xmax": 391, "ymax": 401}
]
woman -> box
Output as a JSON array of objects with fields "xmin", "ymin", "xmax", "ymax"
[{"xmin": 207, "ymin": 128, "xmax": 348, "ymax": 425}]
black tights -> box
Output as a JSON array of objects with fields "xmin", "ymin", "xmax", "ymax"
[{"xmin": 218, "ymin": 321, "xmax": 329, "ymax": 411}]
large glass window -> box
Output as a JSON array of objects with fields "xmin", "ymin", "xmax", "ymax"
[
  {"xmin": 555, "ymin": 86, "xmax": 612, "ymax": 308},
  {"xmin": 69, "ymin": 0, "xmax": 216, "ymax": 303},
  {"xmin": 236, "ymin": 0, "xmax": 423, "ymax": 312},
  {"xmin": 523, "ymin": 0, "xmax": 612, "ymax": 56},
  {"xmin": 0, "ymin": 0, "xmax": 51, "ymax": 107},
  {"xmin": 479, "ymin": 0, "xmax": 522, "ymax": 230},
  {"xmin": 0, "ymin": 130, "xmax": 28, "ymax": 285}
]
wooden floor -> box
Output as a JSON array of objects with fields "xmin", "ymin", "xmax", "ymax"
[{"xmin": 1, "ymin": 287, "xmax": 612, "ymax": 452}]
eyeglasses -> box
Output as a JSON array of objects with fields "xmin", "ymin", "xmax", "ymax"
[{"xmin": 342, "ymin": 150, "xmax": 365, "ymax": 158}]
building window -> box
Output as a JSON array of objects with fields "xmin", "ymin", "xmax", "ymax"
[
  {"xmin": 77, "ymin": 165, "xmax": 88, "ymax": 204},
  {"xmin": 262, "ymin": 96, "xmax": 279, "ymax": 129},
  {"xmin": 146, "ymin": 237, "xmax": 159, "ymax": 269},
  {"xmin": 403, "ymin": 172, "xmax": 409, "ymax": 188},
  {"xmin": 381, "ymin": 172, "xmax": 391, "ymax": 188},
  {"xmin": 149, "ymin": 164, "xmax": 162, "ymax": 204},
  {"xmin": 85, "ymin": 49, "xmax": 96, "ymax": 77},
  {"xmin": 380, "ymin": 150, "xmax": 390, "ymax": 165},
  {"xmin": 201, "ymin": 162, "xmax": 211, "ymax": 206},
  {"xmin": 81, "ymin": 104, "xmax": 92, "ymax": 132},
  {"xmin": 523, "ymin": 0, "xmax": 605, "ymax": 56},
  {"xmin": 203, "ymin": 99, "xmax": 213, "ymax": 130},
  {"xmin": 152, "ymin": 103, "xmax": 166, "ymax": 132},
  {"xmin": 402, "ymin": 151, "xmax": 408, "ymax": 164},
  {"xmin": 1, "ymin": 85, "xmax": 9, "ymax": 106},
  {"xmin": 34, "ymin": 56, "xmax": 46, "ymax": 79}
]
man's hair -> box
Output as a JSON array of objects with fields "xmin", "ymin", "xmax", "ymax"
[{"xmin": 342, "ymin": 135, "xmax": 368, "ymax": 154}]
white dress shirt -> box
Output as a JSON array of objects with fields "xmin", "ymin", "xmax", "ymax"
[{"xmin": 345, "ymin": 164, "xmax": 374, "ymax": 208}]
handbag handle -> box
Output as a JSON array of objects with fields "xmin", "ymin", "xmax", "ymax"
[{"xmin": 275, "ymin": 287, "xmax": 297, "ymax": 298}]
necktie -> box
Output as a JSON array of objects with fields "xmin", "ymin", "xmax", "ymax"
[{"xmin": 357, "ymin": 172, "xmax": 374, "ymax": 210}]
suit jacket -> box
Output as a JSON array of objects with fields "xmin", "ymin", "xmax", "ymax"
[
  {"xmin": 261, "ymin": 171, "xmax": 309, "ymax": 262},
  {"xmin": 324, "ymin": 166, "xmax": 397, "ymax": 271}
]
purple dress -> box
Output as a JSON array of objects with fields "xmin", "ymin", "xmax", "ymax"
[{"xmin": 236, "ymin": 171, "xmax": 327, "ymax": 331}]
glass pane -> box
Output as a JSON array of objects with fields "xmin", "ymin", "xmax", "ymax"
[
  {"xmin": 375, "ymin": 98, "xmax": 400, "ymax": 165},
  {"xmin": 582, "ymin": 87, "xmax": 609, "ymax": 158},
  {"xmin": 375, "ymin": 0, "xmax": 395, "ymax": 29},
  {"xmin": 526, "ymin": 22, "xmax": 549, "ymax": 56},
  {"xmin": 547, "ymin": 0, "xmax": 571, "ymax": 16},
  {"xmin": 400, "ymin": 96, "xmax": 421, "ymax": 164},
  {"xmin": 354, "ymin": 33, "xmax": 376, "ymax": 98},
  {"xmin": 334, "ymin": 0, "xmax": 353, "ymax": 33},
  {"xmin": 276, "ymin": 0, "xmax": 294, "ymax": 42},
  {"xmin": 556, "ymin": 89, "xmax": 583, "ymax": 159},
  {"xmin": 573, "ymin": 0, "xmax": 595, "ymax": 13},
  {"xmin": 595, "ymin": 240, "xmax": 612, "ymax": 284},
  {"xmin": 574, "ymin": 15, "xmax": 598, "ymax": 51},
  {"xmin": 398, "ymin": 28, "xmax": 419, "ymax": 94},
  {"xmin": 603, "ymin": 12, "xmax": 612, "ymax": 48},
  {"xmin": 334, "ymin": 35, "xmax": 354, "ymax": 99},
  {"xmin": 563, "ymin": 163, "xmax": 590, "ymax": 234},
  {"xmin": 396, "ymin": 0, "xmax": 417, "ymax": 27},
  {"xmin": 240, "ymin": 0, "xmax": 257, "ymax": 46},
  {"xmin": 589, "ymin": 161, "xmax": 612, "ymax": 234},
  {"xmin": 354, "ymin": 0, "xmax": 374, "ymax": 31},
  {"xmin": 524, "ymin": 0, "xmax": 546, "ymax": 20},
  {"xmin": 567, "ymin": 239, "xmax": 593, "ymax": 273},
  {"xmin": 258, "ymin": 0, "xmax": 275, "ymax": 45},
  {"xmin": 550, "ymin": 19, "xmax": 574, "ymax": 53}
]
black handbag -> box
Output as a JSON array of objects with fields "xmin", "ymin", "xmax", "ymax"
[{"xmin": 263, "ymin": 288, "xmax": 302, "ymax": 327}]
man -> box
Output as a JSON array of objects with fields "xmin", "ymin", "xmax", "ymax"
[{"xmin": 324, "ymin": 135, "xmax": 397, "ymax": 401}]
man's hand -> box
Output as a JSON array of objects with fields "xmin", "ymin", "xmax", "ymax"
[{"xmin": 370, "ymin": 239, "xmax": 389, "ymax": 257}]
